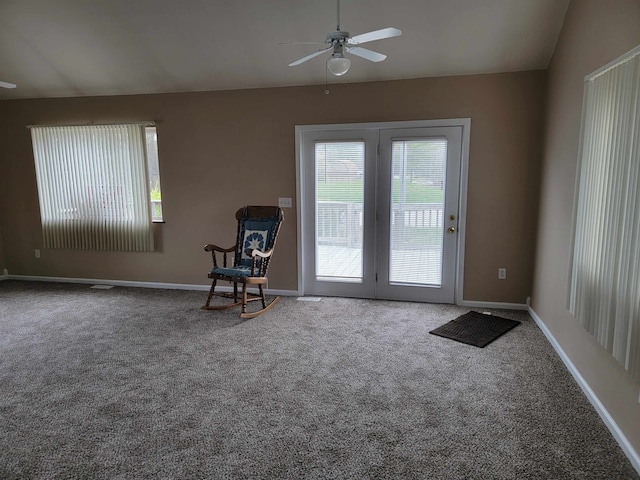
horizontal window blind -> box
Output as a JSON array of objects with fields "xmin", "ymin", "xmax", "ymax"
[
  {"xmin": 389, "ymin": 139, "xmax": 447, "ymax": 286},
  {"xmin": 569, "ymin": 47, "xmax": 640, "ymax": 382},
  {"xmin": 315, "ymin": 141, "xmax": 364, "ymax": 282},
  {"xmin": 30, "ymin": 124, "xmax": 154, "ymax": 252}
]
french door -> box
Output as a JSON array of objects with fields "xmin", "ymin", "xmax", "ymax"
[{"xmin": 299, "ymin": 121, "xmax": 465, "ymax": 303}]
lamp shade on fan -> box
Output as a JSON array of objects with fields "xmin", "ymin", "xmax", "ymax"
[{"xmin": 327, "ymin": 55, "xmax": 351, "ymax": 76}]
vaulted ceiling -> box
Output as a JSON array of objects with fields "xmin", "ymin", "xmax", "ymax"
[{"xmin": 0, "ymin": 0, "xmax": 570, "ymax": 100}]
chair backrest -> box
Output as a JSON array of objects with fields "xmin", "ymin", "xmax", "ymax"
[{"xmin": 234, "ymin": 206, "xmax": 284, "ymax": 275}]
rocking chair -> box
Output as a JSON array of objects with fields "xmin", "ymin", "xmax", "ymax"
[{"xmin": 202, "ymin": 206, "xmax": 284, "ymax": 318}]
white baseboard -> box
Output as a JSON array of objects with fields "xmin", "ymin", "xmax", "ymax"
[
  {"xmin": 6, "ymin": 274, "xmax": 298, "ymax": 297},
  {"xmin": 528, "ymin": 306, "xmax": 640, "ymax": 475},
  {"xmin": 461, "ymin": 300, "xmax": 529, "ymax": 311},
  {"xmin": 0, "ymin": 268, "xmax": 8, "ymax": 281}
]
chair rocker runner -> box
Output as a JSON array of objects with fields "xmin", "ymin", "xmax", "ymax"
[{"xmin": 202, "ymin": 206, "xmax": 284, "ymax": 318}]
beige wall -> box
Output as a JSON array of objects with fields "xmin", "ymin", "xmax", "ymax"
[
  {"xmin": 0, "ymin": 70, "xmax": 545, "ymax": 302},
  {"xmin": 532, "ymin": 0, "xmax": 640, "ymax": 458}
]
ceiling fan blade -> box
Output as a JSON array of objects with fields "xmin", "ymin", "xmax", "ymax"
[
  {"xmin": 0, "ymin": 80, "xmax": 17, "ymax": 89},
  {"xmin": 345, "ymin": 46, "xmax": 387, "ymax": 62},
  {"xmin": 289, "ymin": 47, "xmax": 332, "ymax": 67},
  {"xmin": 348, "ymin": 27, "xmax": 402, "ymax": 45}
]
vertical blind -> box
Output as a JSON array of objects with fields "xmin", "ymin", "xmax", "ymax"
[
  {"xmin": 569, "ymin": 47, "xmax": 640, "ymax": 383},
  {"xmin": 30, "ymin": 124, "xmax": 154, "ymax": 252}
]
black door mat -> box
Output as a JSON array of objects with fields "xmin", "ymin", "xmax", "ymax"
[{"xmin": 429, "ymin": 311, "xmax": 521, "ymax": 348}]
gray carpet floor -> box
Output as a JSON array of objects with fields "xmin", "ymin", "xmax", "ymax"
[{"xmin": 0, "ymin": 280, "xmax": 638, "ymax": 479}]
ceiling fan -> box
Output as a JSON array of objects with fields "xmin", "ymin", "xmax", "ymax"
[
  {"xmin": 0, "ymin": 81, "xmax": 17, "ymax": 89},
  {"xmin": 288, "ymin": 0, "xmax": 402, "ymax": 76}
]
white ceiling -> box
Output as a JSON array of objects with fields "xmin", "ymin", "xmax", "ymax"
[{"xmin": 0, "ymin": 0, "xmax": 570, "ymax": 100}]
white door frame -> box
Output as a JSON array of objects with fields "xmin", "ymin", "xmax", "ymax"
[{"xmin": 295, "ymin": 118, "xmax": 471, "ymax": 305}]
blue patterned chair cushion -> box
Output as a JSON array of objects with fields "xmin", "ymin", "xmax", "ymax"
[
  {"xmin": 236, "ymin": 218, "xmax": 277, "ymax": 267},
  {"xmin": 212, "ymin": 266, "xmax": 253, "ymax": 278},
  {"xmin": 241, "ymin": 229, "xmax": 268, "ymax": 261}
]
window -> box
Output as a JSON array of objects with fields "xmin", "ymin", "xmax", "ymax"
[
  {"xmin": 145, "ymin": 126, "xmax": 163, "ymax": 222},
  {"xmin": 389, "ymin": 139, "xmax": 446, "ymax": 286},
  {"xmin": 30, "ymin": 123, "xmax": 161, "ymax": 252},
  {"xmin": 315, "ymin": 141, "xmax": 365, "ymax": 282},
  {"xmin": 569, "ymin": 46, "xmax": 640, "ymax": 383}
]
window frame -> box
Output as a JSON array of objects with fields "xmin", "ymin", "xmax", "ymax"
[{"xmin": 144, "ymin": 125, "xmax": 164, "ymax": 223}]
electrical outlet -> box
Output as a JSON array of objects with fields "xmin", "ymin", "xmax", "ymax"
[
  {"xmin": 278, "ymin": 197, "xmax": 293, "ymax": 208},
  {"xmin": 498, "ymin": 267, "xmax": 507, "ymax": 280},
  {"xmin": 35, "ymin": 249, "xmax": 41, "ymax": 259}
]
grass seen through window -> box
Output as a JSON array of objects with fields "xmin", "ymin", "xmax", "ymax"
[
  {"xmin": 317, "ymin": 179, "xmax": 444, "ymax": 248},
  {"xmin": 317, "ymin": 179, "xmax": 443, "ymax": 203}
]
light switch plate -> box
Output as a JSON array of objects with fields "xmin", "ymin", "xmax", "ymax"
[{"xmin": 278, "ymin": 197, "xmax": 293, "ymax": 208}]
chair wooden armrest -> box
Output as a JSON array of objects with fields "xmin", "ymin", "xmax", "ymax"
[
  {"xmin": 204, "ymin": 243, "xmax": 236, "ymax": 253},
  {"xmin": 251, "ymin": 248, "xmax": 273, "ymax": 259}
]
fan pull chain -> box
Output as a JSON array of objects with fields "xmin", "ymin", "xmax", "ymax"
[{"xmin": 324, "ymin": 62, "xmax": 330, "ymax": 94}]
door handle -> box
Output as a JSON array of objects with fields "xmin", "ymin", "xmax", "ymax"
[{"xmin": 447, "ymin": 227, "xmax": 456, "ymax": 234}]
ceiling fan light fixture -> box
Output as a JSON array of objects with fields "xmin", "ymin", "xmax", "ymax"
[
  {"xmin": 327, "ymin": 53, "xmax": 351, "ymax": 76},
  {"xmin": 287, "ymin": 0, "xmax": 401, "ymax": 74}
]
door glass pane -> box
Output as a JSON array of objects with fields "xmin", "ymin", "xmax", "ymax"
[
  {"xmin": 315, "ymin": 141, "xmax": 364, "ymax": 282},
  {"xmin": 389, "ymin": 139, "xmax": 447, "ymax": 286}
]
